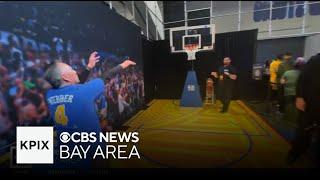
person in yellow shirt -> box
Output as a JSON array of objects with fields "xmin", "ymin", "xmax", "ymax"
[
  {"xmin": 269, "ymin": 54, "xmax": 283, "ymax": 89},
  {"xmin": 267, "ymin": 54, "xmax": 283, "ymax": 105}
]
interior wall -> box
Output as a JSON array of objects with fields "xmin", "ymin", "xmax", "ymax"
[
  {"xmin": 304, "ymin": 33, "xmax": 320, "ymax": 60},
  {"xmin": 256, "ymin": 37, "xmax": 306, "ymax": 64},
  {"xmin": 142, "ymin": 37, "xmax": 156, "ymax": 104},
  {"xmin": 164, "ymin": 1, "xmax": 320, "ymax": 40}
]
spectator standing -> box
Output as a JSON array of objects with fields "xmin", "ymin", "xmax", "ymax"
[
  {"xmin": 268, "ymin": 54, "xmax": 282, "ymax": 105},
  {"xmin": 277, "ymin": 52, "xmax": 294, "ymax": 113},
  {"xmin": 280, "ymin": 57, "xmax": 305, "ymax": 122},
  {"xmin": 287, "ymin": 53, "xmax": 320, "ymax": 167}
]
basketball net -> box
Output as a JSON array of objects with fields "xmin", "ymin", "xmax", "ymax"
[{"xmin": 185, "ymin": 44, "xmax": 199, "ymax": 61}]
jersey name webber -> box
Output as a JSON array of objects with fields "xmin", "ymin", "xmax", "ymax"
[{"xmin": 47, "ymin": 94, "xmax": 74, "ymax": 105}]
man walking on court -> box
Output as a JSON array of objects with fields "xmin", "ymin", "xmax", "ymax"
[{"xmin": 211, "ymin": 57, "xmax": 237, "ymax": 113}]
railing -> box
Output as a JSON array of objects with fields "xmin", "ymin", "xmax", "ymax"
[
  {"xmin": 109, "ymin": 1, "xmax": 320, "ymax": 40},
  {"xmin": 163, "ymin": 1, "xmax": 320, "ymax": 40}
]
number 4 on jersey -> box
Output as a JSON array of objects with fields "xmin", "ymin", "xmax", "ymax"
[{"xmin": 55, "ymin": 104, "xmax": 69, "ymax": 126}]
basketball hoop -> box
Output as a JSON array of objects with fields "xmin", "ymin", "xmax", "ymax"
[{"xmin": 184, "ymin": 44, "xmax": 199, "ymax": 61}]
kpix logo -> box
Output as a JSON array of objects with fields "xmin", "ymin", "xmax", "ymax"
[
  {"xmin": 16, "ymin": 127, "xmax": 54, "ymax": 164},
  {"xmin": 20, "ymin": 140, "xmax": 50, "ymax": 150}
]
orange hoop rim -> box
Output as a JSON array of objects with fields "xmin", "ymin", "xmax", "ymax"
[{"xmin": 184, "ymin": 44, "xmax": 199, "ymax": 51}]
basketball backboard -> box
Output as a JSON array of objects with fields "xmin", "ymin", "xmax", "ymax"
[{"xmin": 169, "ymin": 24, "xmax": 215, "ymax": 53}]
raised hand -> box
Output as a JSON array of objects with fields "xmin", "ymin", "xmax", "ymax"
[
  {"xmin": 229, "ymin": 74, "xmax": 237, "ymax": 80},
  {"xmin": 120, "ymin": 60, "xmax": 136, "ymax": 69},
  {"xmin": 87, "ymin": 51, "xmax": 100, "ymax": 69},
  {"xmin": 211, "ymin": 72, "xmax": 218, "ymax": 78}
]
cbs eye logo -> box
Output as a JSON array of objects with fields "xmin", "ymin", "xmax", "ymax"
[
  {"xmin": 58, "ymin": 132, "xmax": 97, "ymax": 143},
  {"xmin": 59, "ymin": 132, "xmax": 71, "ymax": 143},
  {"xmin": 16, "ymin": 127, "xmax": 54, "ymax": 164}
]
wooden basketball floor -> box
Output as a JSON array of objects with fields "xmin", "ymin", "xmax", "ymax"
[{"xmin": 110, "ymin": 99, "xmax": 311, "ymax": 168}]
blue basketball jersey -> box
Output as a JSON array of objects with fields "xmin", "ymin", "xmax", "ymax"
[{"xmin": 46, "ymin": 78, "xmax": 105, "ymax": 134}]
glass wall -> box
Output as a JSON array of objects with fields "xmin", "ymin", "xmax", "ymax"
[
  {"xmin": 110, "ymin": 1, "xmax": 320, "ymax": 40},
  {"xmin": 111, "ymin": 1, "xmax": 165, "ymax": 40},
  {"xmin": 163, "ymin": 1, "xmax": 320, "ymax": 40}
]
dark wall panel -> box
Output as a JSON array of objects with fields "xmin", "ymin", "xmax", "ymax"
[
  {"xmin": 256, "ymin": 37, "xmax": 305, "ymax": 64},
  {"xmin": 142, "ymin": 38, "xmax": 156, "ymax": 104}
]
